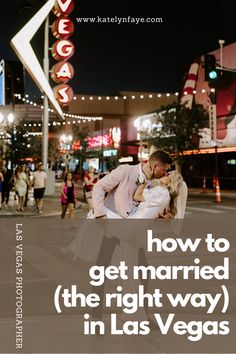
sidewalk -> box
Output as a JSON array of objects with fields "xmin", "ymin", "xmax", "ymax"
[{"xmin": 0, "ymin": 182, "xmax": 89, "ymax": 217}]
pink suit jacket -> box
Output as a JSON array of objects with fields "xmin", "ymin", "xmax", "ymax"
[{"xmin": 92, "ymin": 164, "xmax": 140, "ymax": 218}]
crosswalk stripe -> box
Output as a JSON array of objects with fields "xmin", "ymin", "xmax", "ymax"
[
  {"xmin": 214, "ymin": 205, "xmax": 236, "ymax": 211},
  {"xmin": 187, "ymin": 206, "xmax": 226, "ymax": 213},
  {"xmin": 188, "ymin": 200, "xmax": 210, "ymax": 204},
  {"xmin": 30, "ymin": 212, "xmax": 61, "ymax": 218}
]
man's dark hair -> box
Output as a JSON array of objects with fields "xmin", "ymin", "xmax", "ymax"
[{"xmin": 149, "ymin": 150, "xmax": 172, "ymax": 165}]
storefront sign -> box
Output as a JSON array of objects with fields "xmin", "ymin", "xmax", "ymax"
[{"xmin": 87, "ymin": 134, "xmax": 112, "ymax": 148}]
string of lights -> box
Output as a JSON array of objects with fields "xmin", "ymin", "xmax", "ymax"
[
  {"xmin": 15, "ymin": 94, "xmax": 103, "ymax": 121},
  {"xmin": 75, "ymin": 93, "xmax": 177, "ymax": 100},
  {"xmin": 68, "ymin": 89, "xmax": 215, "ymax": 100},
  {"xmin": 14, "ymin": 88, "xmax": 216, "ymax": 128},
  {"xmin": 22, "ymin": 119, "xmax": 99, "ymax": 128},
  {"xmin": 16, "ymin": 88, "xmax": 215, "ymax": 106}
]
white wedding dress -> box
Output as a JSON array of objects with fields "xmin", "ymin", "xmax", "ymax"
[
  {"xmin": 107, "ymin": 185, "xmax": 170, "ymax": 219},
  {"xmin": 65, "ymin": 185, "xmax": 172, "ymax": 263}
]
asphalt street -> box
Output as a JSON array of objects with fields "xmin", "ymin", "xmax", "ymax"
[
  {"xmin": 0, "ymin": 181, "xmax": 236, "ymax": 219},
  {"xmin": 0, "ymin": 184, "xmax": 236, "ymax": 353}
]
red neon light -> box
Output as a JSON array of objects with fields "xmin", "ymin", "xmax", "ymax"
[
  {"xmin": 72, "ymin": 140, "xmax": 81, "ymax": 151},
  {"xmin": 53, "ymin": 84, "xmax": 74, "ymax": 106},
  {"xmin": 52, "ymin": 17, "xmax": 75, "ymax": 39},
  {"xmin": 53, "ymin": 0, "xmax": 74, "ymax": 17},
  {"xmin": 87, "ymin": 134, "xmax": 112, "ymax": 148},
  {"xmin": 51, "ymin": 61, "xmax": 74, "ymax": 84},
  {"xmin": 52, "ymin": 39, "xmax": 75, "ymax": 61},
  {"xmin": 52, "ymin": 0, "xmax": 75, "ymax": 107},
  {"xmin": 183, "ymin": 147, "xmax": 236, "ymax": 155}
]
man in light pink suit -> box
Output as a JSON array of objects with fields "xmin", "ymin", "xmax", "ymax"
[
  {"xmin": 92, "ymin": 150, "xmax": 172, "ymax": 219},
  {"xmin": 91, "ymin": 150, "xmax": 172, "ymax": 320}
]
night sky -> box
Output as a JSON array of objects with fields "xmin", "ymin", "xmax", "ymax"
[{"xmin": 1, "ymin": 0, "xmax": 236, "ymax": 97}]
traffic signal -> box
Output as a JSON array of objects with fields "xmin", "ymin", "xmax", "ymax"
[{"xmin": 204, "ymin": 54, "xmax": 218, "ymax": 81}]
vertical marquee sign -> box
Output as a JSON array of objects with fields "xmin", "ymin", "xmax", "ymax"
[{"xmin": 51, "ymin": 0, "xmax": 75, "ymax": 106}]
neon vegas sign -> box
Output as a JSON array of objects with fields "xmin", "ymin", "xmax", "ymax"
[{"xmin": 51, "ymin": 0, "xmax": 75, "ymax": 106}]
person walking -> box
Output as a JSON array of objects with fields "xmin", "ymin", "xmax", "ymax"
[
  {"xmin": 24, "ymin": 166, "xmax": 31, "ymax": 207},
  {"xmin": 83, "ymin": 166, "xmax": 99, "ymax": 210},
  {"xmin": 60, "ymin": 172, "xmax": 77, "ymax": 219},
  {"xmin": 2, "ymin": 166, "xmax": 13, "ymax": 207},
  {"xmin": 32, "ymin": 162, "xmax": 47, "ymax": 214},
  {"xmin": 14, "ymin": 165, "xmax": 28, "ymax": 211}
]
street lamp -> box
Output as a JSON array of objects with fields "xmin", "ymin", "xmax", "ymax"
[
  {"xmin": 219, "ymin": 39, "xmax": 225, "ymax": 69},
  {"xmin": 133, "ymin": 117, "xmax": 151, "ymax": 161},
  {"xmin": 0, "ymin": 112, "xmax": 15, "ymax": 161},
  {"xmin": 59, "ymin": 134, "xmax": 73, "ymax": 171},
  {"xmin": 133, "ymin": 117, "xmax": 144, "ymax": 160},
  {"xmin": 60, "ymin": 134, "xmax": 72, "ymax": 146},
  {"xmin": 210, "ymin": 40, "xmax": 225, "ymax": 180}
]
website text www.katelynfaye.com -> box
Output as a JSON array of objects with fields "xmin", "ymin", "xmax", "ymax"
[{"xmin": 76, "ymin": 16, "xmax": 163, "ymax": 25}]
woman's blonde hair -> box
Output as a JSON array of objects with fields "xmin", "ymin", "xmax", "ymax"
[{"xmin": 167, "ymin": 171, "xmax": 183, "ymax": 217}]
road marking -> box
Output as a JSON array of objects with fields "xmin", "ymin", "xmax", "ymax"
[
  {"xmin": 186, "ymin": 206, "xmax": 226, "ymax": 213},
  {"xmin": 188, "ymin": 200, "xmax": 210, "ymax": 204},
  {"xmin": 30, "ymin": 212, "xmax": 61, "ymax": 218},
  {"xmin": 214, "ymin": 205, "xmax": 236, "ymax": 211}
]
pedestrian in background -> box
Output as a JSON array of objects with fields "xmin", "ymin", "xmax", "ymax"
[
  {"xmin": 2, "ymin": 166, "xmax": 13, "ymax": 207},
  {"xmin": 14, "ymin": 165, "xmax": 28, "ymax": 211},
  {"xmin": 60, "ymin": 172, "xmax": 77, "ymax": 219},
  {"xmin": 32, "ymin": 162, "xmax": 47, "ymax": 214},
  {"xmin": 83, "ymin": 166, "xmax": 99, "ymax": 210},
  {"xmin": 24, "ymin": 166, "xmax": 31, "ymax": 207}
]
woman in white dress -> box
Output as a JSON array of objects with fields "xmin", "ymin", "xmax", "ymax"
[
  {"xmin": 14, "ymin": 165, "xmax": 29, "ymax": 211},
  {"xmin": 62, "ymin": 171, "xmax": 185, "ymax": 261}
]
